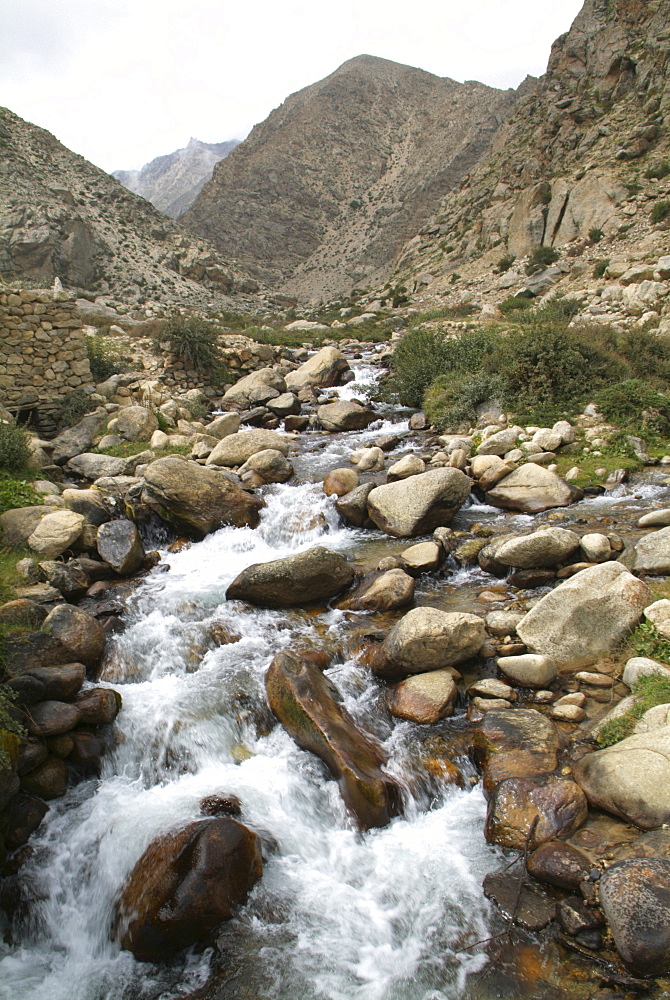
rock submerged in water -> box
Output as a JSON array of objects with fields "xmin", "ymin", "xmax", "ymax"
[
  {"xmin": 141, "ymin": 456, "xmax": 264, "ymax": 537},
  {"xmin": 116, "ymin": 817, "xmax": 263, "ymax": 962},
  {"xmin": 265, "ymin": 649, "xmax": 401, "ymax": 829},
  {"xmin": 227, "ymin": 546, "xmax": 354, "ymax": 607},
  {"xmin": 366, "ymin": 468, "xmax": 472, "ymax": 538}
]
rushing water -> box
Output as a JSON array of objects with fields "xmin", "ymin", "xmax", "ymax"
[{"xmin": 0, "ymin": 421, "xmax": 501, "ymax": 1000}]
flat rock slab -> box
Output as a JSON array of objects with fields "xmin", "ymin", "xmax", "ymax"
[
  {"xmin": 227, "ymin": 546, "xmax": 354, "ymax": 608},
  {"xmin": 485, "ymin": 775, "xmax": 587, "ymax": 850},
  {"xmin": 206, "ymin": 429, "xmax": 290, "ymax": 467},
  {"xmin": 388, "ymin": 669, "xmax": 457, "ymax": 724},
  {"xmin": 483, "ymin": 872, "xmax": 556, "ymax": 931}
]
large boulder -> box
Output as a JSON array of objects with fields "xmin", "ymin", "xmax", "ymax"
[
  {"xmin": 472, "ymin": 709, "xmax": 560, "ymax": 793},
  {"xmin": 285, "ymin": 347, "xmax": 350, "ymax": 391},
  {"xmin": 221, "ymin": 368, "xmax": 286, "ymax": 410},
  {"xmin": 335, "ymin": 483, "xmax": 375, "ymax": 527},
  {"xmin": 599, "ymin": 859, "xmax": 670, "ymax": 976},
  {"xmin": 573, "ymin": 726, "xmax": 670, "ymax": 829},
  {"xmin": 620, "ymin": 526, "xmax": 670, "ymax": 575},
  {"xmin": 486, "ymin": 465, "xmax": 581, "ymax": 514},
  {"xmin": 27, "ymin": 510, "xmax": 85, "ymax": 559},
  {"xmin": 206, "ymin": 429, "xmax": 290, "ymax": 467},
  {"xmin": 116, "ymin": 817, "xmax": 263, "ymax": 962},
  {"xmin": 336, "ymin": 569, "xmax": 415, "ymax": 612},
  {"xmin": 51, "ymin": 412, "xmax": 105, "ymax": 465},
  {"xmin": 61, "ymin": 488, "xmax": 111, "ymax": 526},
  {"xmin": 42, "ymin": 604, "xmax": 106, "ymax": 668},
  {"xmin": 324, "ymin": 468, "xmax": 359, "ymax": 497},
  {"xmin": 516, "ymin": 562, "xmax": 650, "ymax": 669},
  {"xmin": 96, "ymin": 519, "xmax": 144, "ymax": 575},
  {"xmin": 1, "ymin": 507, "xmax": 51, "ymax": 548},
  {"xmin": 490, "ymin": 528, "xmax": 581, "ymax": 569},
  {"xmin": 66, "ymin": 454, "xmax": 129, "ymax": 480},
  {"xmin": 205, "ymin": 412, "xmax": 241, "ymax": 439},
  {"xmin": 476, "ymin": 427, "xmax": 522, "ymax": 456},
  {"xmin": 227, "ymin": 546, "xmax": 354, "ymax": 607},
  {"xmin": 141, "ymin": 456, "xmax": 264, "ymax": 537},
  {"xmin": 237, "ymin": 449, "xmax": 293, "ymax": 484},
  {"xmin": 367, "ymin": 469, "xmax": 471, "ymax": 538},
  {"xmin": 317, "ymin": 401, "xmax": 376, "ymax": 432},
  {"xmin": 485, "ymin": 776, "xmax": 587, "ymax": 850},
  {"xmin": 26, "ymin": 700, "xmax": 81, "ymax": 737},
  {"xmin": 388, "ymin": 669, "xmax": 458, "ymax": 724},
  {"xmin": 374, "ymin": 607, "xmax": 485, "ymax": 678},
  {"xmin": 116, "ymin": 406, "xmax": 158, "ymax": 442},
  {"xmin": 266, "ymin": 649, "xmax": 400, "ymax": 829}
]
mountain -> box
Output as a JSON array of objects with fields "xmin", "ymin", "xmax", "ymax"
[
  {"xmin": 0, "ymin": 107, "xmax": 254, "ymax": 304},
  {"xmin": 181, "ymin": 55, "xmax": 520, "ymax": 301},
  {"xmin": 113, "ymin": 138, "xmax": 240, "ymax": 219},
  {"xmin": 389, "ymin": 0, "xmax": 670, "ymax": 296}
]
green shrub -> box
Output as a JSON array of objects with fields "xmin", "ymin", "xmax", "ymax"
[
  {"xmin": 424, "ymin": 371, "xmax": 500, "ymax": 430},
  {"xmin": 651, "ymin": 200, "xmax": 670, "ymax": 224},
  {"xmin": 595, "ymin": 380, "xmax": 670, "ymax": 436},
  {"xmin": 525, "ymin": 246, "xmax": 559, "ymax": 275},
  {"xmin": 53, "ymin": 389, "xmax": 95, "ymax": 430},
  {"xmin": 157, "ymin": 316, "xmax": 222, "ymax": 371},
  {"xmin": 589, "ymin": 227, "xmax": 604, "ymax": 243},
  {"xmin": 86, "ymin": 333, "xmax": 130, "ymax": 382},
  {"xmin": 612, "ymin": 329, "xmax": 670, "ymax": 385},
  {"xmin": 0, "ymin": 423, "xmax": 30, "ymax": 474},
  {"xmin": 0, "ymin": 474, "xmax": 40, "ymax": 516},
  {"xmin": 496, "ymin": 254, "xmax": 516, "ymax": 273},
  {"xmin": 499, "ymin": 294, "xmax": 533, "ymax": 314},
  {"xmin": 593, "ymin": 258, "xmax": 610, "ymax": 278},
  {"xmin": 631, "ymin": 621, "xmax": 670, "ymax": 664},
  {"xmin": 597, "ymin": 673, "xmax": 670, "ymax": 747},
  {"xmin": 644, "ymin": 160, "xmax": 670, "ymax": 180},
  {"xmin": 349, "ymin": 199, "xmax": 363, "ymax": 210},
  {"xmin": 0, "ymin": 685, "xmax": 25, "ymax": 770}
]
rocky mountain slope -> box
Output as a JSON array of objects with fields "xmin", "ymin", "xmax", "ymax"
[
  {"xmin": 113, "ymin": 137, "xmax": 239, "ymax": 219},
  {"xmin": 0, "ymin": 107, "xmax": 255, "ymax": 307},
  {"xmin": 182, "ymin": 55, "xmax": 521, "ymax": 302},
  {"xmin": 388, "ymin": 0, "xmax": 670, "ymax": 304}
]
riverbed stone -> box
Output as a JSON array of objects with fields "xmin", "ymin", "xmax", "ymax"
[
  {"xmin": 599, "ymin": 859, "xmax": 670, "ymax": 976},
  {"xmin": 336, "ymin": 569, "xmax": 415, "ymax": 612},
  {"xmin": 116, "ymin": 405, "xmax": 158, "ymax": 442},
  {"xmin": 238, "ymin": 449, "xmax": 293, "ymax": 484},
  {"xmin": 0, "ymin": 507, "xmax": 50, "ymax": 548},
  {"xmin": 66, "ymin": 453, "xmax": 129, "ymax": 480},
  {"xmin": 204, "ymin": 412, "xmax": 241, "ymax": 439},
  {"xmin": 527, "ymin": 840, "xmax": 592, "ymax": 890},
  {"xmin": 75, "ymin": 687, "xmax": 120, "ymax": 724},
  {"xmin": 335, "ymin": 483, "xmax": 375, "ymax": 526},
  {"xmin": 644, "ymin": 599, "xmax": 670, "ymax": 640},
  {"xmin": 468, "ymin": 679, "xmax": 517, "ymax": 702},
  {"xmin": 96, "ymin": 519, "xmax": 144, "ymax": 575},
  {"xmin": 141, "ymin": 456, "xmax": 264, "ymax": 537},
  {"xmin": 227, "ymin": 546, "xmax": 354, "ymax": 608},
  {"xmin": 51, "ymin": 413, "xmax": 106, "ymax": 465},
  {"xmin": 375, "ymin": 607, "xmax": 486, "ymax": 678},
  {"xmin": 26, "ymin": 700, "xmax": 81, "ymax": 738},
  {"xmin": 573, "ymin": 726, "xmax": 670, "ymax": 829},
  {"xmin": 485, "ymin": 610, "xmax": 524, "ymax": 637},
  {"xmin": 367, "ymin": 468, "xmax": 472, "ymax": 538},
  {"xmin": 486, "ymin": 465, "xmax": 580, "ymax": 514},
  {"xmin": 516, "ymin": 562, "xmax": 650, "ymax": 669},
  {"xmin": 323, "ymin": 468, "xmax": 359, "ymax": 497},
  {"xmin": 61, "ymin": 488, "xmax": 111, "ymax": 526},
  {"xmin": 485, "ymin": 776, "xmax": 587, "ymax": 850},
  {"xmin": 497, "ymin": 653, "xmax": 558, "ymax": 688},
  {"xmin": 620, "ymin": 526, "xmax": 670, "ymax": 575},
  {"xmin": 266, "ymin": 649, "xmax": 400, "ymax": 829},
  {"xmin": 388, "ymin": 669, "xmax": 458, "ymax": 724},
  {"xmin": 206, "ymin": 429, "xmax": 290, "ymax": 467},
  {"xmin": 622, "ymin": 656, "xmax": 670, "ymax": 687},
  {"xmin": 42, "ymin": 604, "xmax": 106, "ymax": 668},
  {"xmin": 638, "ymin": 508, "xmax": 670, "ymax": 528},
  {"xmin": 492, "ymin": 528, "xmax": 580, "ymax": 569},
  {"xmin": 7, "ymin": 663, "xmax": 85, "ymax": 705},
  {"xmin": 317, "ymin": 401, "xmax": 376, "ymax": 432},
  {"xmin": 20, "ymin": 757, "xmax": 69, "ymax": 799},
  {"xmin": 386, "ymin": 454, "xmax": 425, "ymax": 482},
  {"xmin": 27, "ymin": 510, "xmax": 85, "ymax": 560},
  {"xmin": 285, "ymin": 346, "xmax": 350, "ymax": 391},
  {"xmin": 399, "ymin": 540, "xmax": 444, "ymax": 576},
  {"xmin": 116, "ymin": 817, "xmax": 263, "ymax": 962},
  {"xmin": 472, "ymin": 709, "xmax": 561, "ymax": 793},
  {"xmin": 476, "ymin": 427, "xmax": 522, "ymax": 456},
  {"xmin": 579, "ymin": 533, "xmax": 611, "ymax": 563}
]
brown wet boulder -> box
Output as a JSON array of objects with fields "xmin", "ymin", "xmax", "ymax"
[
  {"xmin": 4, "ymin": 793, "xmax": 49, "ymax": 849},
  {"xmin": 599, "ymin": 858, "xmax": 670, "ymax": 976},
  {"xmin": 323, "ymin": 468, "xmax": 359, "ymax": 497},
  {"xmin": 472, "ymin": 709, "xmax": 561, "ymax": 794},
  {"xmin": 42, "ymin": 604, "xmax": 106, "ymax": 668},
  {"xmin": 335, "ymin": 483, "xmax": 375, "ymax": 527},
  {"xmin": 227, "ymin": 546, "xmax": 354, "ymax": 608},
  {"xmin": 20, "ymin": 756, "xmax": 69, "ymax": 799},
  {"xmin": 266, "ymin": 649, "xmax": 401, "ymax": 829},
  {"xmin": 74, "ymin": 687, "xmax": 120, "ymax": 725},
  {"xmin": 485, "ymin": 775, "xmax": 587, "ymax": 850},
  {"xmin": 25, "ymin": 700, "xmax": 81, "ymax": 738},
  {"xmin": 116, "ymin": 817, "xmax": 263, "ymax": 962},
  {"xmin": 7, "ymin": 663, "xmax": 85, "ymax": 706},
  {"xmin": 388, "ymin": 669, "xmax": 458, "ymax": 724},
  {"xmin": 141, "ymin": 456, "xmax": 264, "ymax": 537},
  {"xmin": 527, "ymin": 840, "xmax": 592, "ymax": 890},
  {"xmin": 335, "ymin": 569, "xmax": 415, "ymax": 612}
]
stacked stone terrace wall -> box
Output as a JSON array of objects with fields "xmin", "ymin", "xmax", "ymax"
[{"xmin": 0, "ymin": 288, "xmax": 94, "ymax": 409}]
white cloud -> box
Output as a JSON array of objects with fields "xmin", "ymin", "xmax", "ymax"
[{"xmin": 1, "ymin": 0, "xmax": 584, "ymax": 172}]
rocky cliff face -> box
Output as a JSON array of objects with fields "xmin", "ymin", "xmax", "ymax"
[
  {"xmin": 391, "ymin": 0, "xmax": 670, "ymax": 292},
  {"xmin": 182, "ymin": 56, "xmax": 519, "ymax": 301},
  {"xmin": 0, "ymin": 108, "xmax": 253, "ymax": 305},
  {"xmin": 113, "ymin": 138, "xmax": 240, "ymax": 219}
]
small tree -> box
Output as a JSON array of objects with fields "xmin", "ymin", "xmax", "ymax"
[{"xmin": 157, "ymin": 316, "xmax": 222, "ymax": 371}]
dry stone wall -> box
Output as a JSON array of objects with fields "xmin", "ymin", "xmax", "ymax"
[{"xmin": 0, "ymin": 288, "xmax": 94, "ymax": 409}]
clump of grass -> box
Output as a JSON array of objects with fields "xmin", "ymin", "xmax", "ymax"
[
  {"xmin": 525, "ymin": 246, "xmax": 559, "ymax": 275},
  {"xmin": 593, "ymin": 258, "xmax": 610, "ymax": 278},
  {"xmin": 156, "ymin": 316, "xmax": 223, "ymax": 371},
  {"xmin": 0, "ymin": 423, "xmax": 30, "ymax": 474},
  {"xmin": 86, "ymin": 333, "xmax": 131, "ymax": 382},
  {"xmin": 644, "ymin": 160, "xmax": 670, "ymax": 181},
  {"xmin": 597, "ymin": 672, "xmax": 670, "ymax": 747},
  {"xmin": 496, "ymin": 254, "xmax": 516, "ymax": 273},
  {"xmin": 651, "ymin": 200, "xmax": 670, "ymax": 224},
  {"xmin": 589, "ymin": 227, "xmax": 604, "ymax": 243},
  {"xmin": 595, "ymin": 380, "xmax": 670, "ymax": 437},
  {"xmin": 631, "ymin": 621, "xmax": 670, "ymax": 664},
  {"xmin": 0, "ymin": 474, "xmax": 40, "ymax": 517}
]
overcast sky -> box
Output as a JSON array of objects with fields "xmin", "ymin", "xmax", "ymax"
[{"xmin": 3, "ymin": 0, "xmax": 584, "ymax": 174}]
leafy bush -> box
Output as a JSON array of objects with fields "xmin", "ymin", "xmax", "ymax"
[
  {"xmin": 0, "ymin": 423, "xmax": 30, "ymax": 474},
  {"xmin": 631, "ymin": 621, "xmax": 670, "ymax": 664},
  {"xmin": 157, "ymin": 316, "xmax": 222, "ymax": 371},
  {"xmin": 86, "ymin": 333, "xmax": 129, "ymax": 382},
  {"xmin": 424, "ymin": 371, "xmax": 500, "ymax": 430},
  {"xmin": 593, "ymin": 258, "xmax": 610, "ymax": 278},
  {"xmin": 598, "ymin": 672, "xmax": 670, "ymax": 747},
  {"xmin": 595, "ymin": 380, "xmax": 670, "ymax": 437},
  {"xmin": 496, "ymin": 254, "xmax": 516, "ymax": 273},
  {"xmin": 53, "ymin": 389, "xmax": 95, "ymax": 430},
  {"xmin": 644, "ymin": 160, "xmax": 670, "ymax": 180},
  {"xmin": 499, "ymin": 294, "xmax": 533, "ymax": 315},
  {"xmin": 0, "ymin": 474, "xmax": 40, "ymax": 516},
  {"xmin": 525, "ymin": 246, "xmax": 559, "ymax": 275},
  {"xmin": 651, "ymin": 200, "xmax": 670, "ymax": 224},
  {"xmin": 589, "ymin": 227, "xmax": 604, "ymax": 243}
]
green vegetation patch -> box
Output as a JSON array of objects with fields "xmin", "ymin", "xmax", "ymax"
[
  {"xmin": 651, "ymin": 200, "xmax": 670, "ymax": 224},
  {"xmin": 0, "ymin": 424, "xmax": 31, "ymax": 474},
  {"xmin": 597, "ymin": 672, "xmax": 670, "ymax": 747},
  {"xmin": 86, "ymin": 332, "xmax": 131, "ymax": 382},
  {"xmin": 0, "ymin": 474, "xmax": 40, "ymax": 517},
  {"xmin": 53, "ymin": 389, "xmax": 96, "ymax": 430},
  {"xmin": 156, "ymin": 315, "xmax": 223, "ymax": 371}
]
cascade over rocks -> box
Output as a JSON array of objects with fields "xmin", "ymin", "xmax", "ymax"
[
  {"xmin": 265, "ymin": 649, "xmax": 401, "ymax": 830},
  {"xmin": 226, "ymin": 546, "xmax": 355, "ymax": 607},
  {"xmin": 367, "ymin": 468, "xmax": 472, "ymax": 538},
  {"xmin": 116, "ymin": 817, "xmax": 263, "ymax": 962},
  {"xmin": 141, "ymin": 456, "xmax": 264, "ymax": 536}
]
